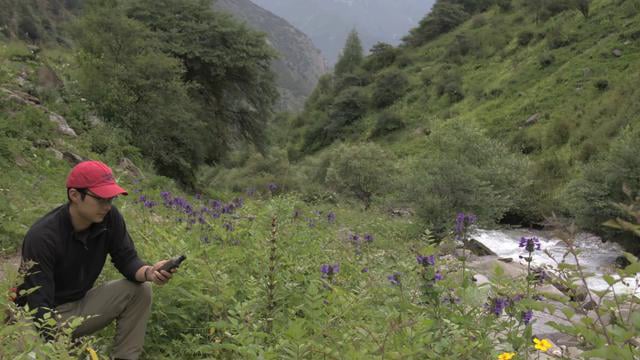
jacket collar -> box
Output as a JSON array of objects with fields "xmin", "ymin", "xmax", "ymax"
[{"xmin": 60, "ymin": 203, "xmax": 108, "ymax": 240}]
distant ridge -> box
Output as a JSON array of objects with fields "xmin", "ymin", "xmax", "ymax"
[{"xmin": 213, "ymin": 0, "xmax": 328, "ymax": 111}]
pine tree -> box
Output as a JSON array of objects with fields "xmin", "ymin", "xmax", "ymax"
[{"xmin": 334, "ymin": 29, "xmax": 363, "ymax": 76}]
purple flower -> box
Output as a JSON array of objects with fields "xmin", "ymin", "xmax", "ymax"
[
  {"xmin": 417, "ymin": 255, "xmax": 435, "ymax": 266},
  {"xmin": 522, "ymin": 309, "xmax": 533, "ymax": 325},
  {"xmin": 387, "ymin": 272, "xmax": 401, "ymax": 286},
  {"xmin": 519, "ymin": 237, "xmax": 541, "ymax": 252},
  {"xmin": 223, "ymin": 222, "xmax": 234, "ymax": 232},
  {"xmin": 350, "ymin": 234, "xmax": 360, "ymax": 243},
  {"xmin": 364, "ymin": 233, "xmax": 374, "ymax": 243},
  {"xmin": 210, "ymin": 200, "xmax": 222, "ymax": 209},
  {"xmin": 455, "ymin": 212, "xmax": 477, "ymax": 239},
  {"xmin": 138, "ymin": 195, "xmax": 147, "ymax": 203},
  {"xmin": 320, "ymin": 263, "xmax": 339, "ymax": 278},
  {"xmin": 492, "ymin": 297, "xmax": 508, "ymax": 316},
  {"xmin": 268, "ymin": 183, "xmax": 278, "ymax": 192},
  {"xmin": 143, "ymin": 200, "xmax": 156, "ymax": 209},
  {"xmin": 195, "ymin": 193, "xmax": 202, "ymax": 200},
  {"xmin": 327, "ymin": 212, "xmax": 336, "ymax": 223},
  {"xmin": 361, "ymin": 267, "xmax": 369, "ymax": 273},
  {"xmin": 434, "ymin": 271, "xmax": 443, "ymax": 281}
]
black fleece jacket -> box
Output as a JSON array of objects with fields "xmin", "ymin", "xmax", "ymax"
[{"xmin": 16, "ymin": 204, "xmax": 145, "ymax": 323}]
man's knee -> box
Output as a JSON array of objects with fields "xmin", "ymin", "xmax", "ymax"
[
  {"xmin": 138, "ymin": 282, "xmax": 152, "ymax": 306},
  {"xmin": 113, "ymin": 280, "xmax": 152, "ymax": 306}
]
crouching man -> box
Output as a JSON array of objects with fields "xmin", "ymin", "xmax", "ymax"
[{"xmin": 16, "ymin": 160, "xmax": 174, "ymax": 360}]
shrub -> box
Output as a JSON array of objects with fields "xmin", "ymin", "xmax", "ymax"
[
  {"xmin": 395, "ymin": 54, "xmax": 413, "ymax": 68},
  {"xmin": 544, "ymin": 119, "xmax": 572, "ymax": 147},
  {"xmin": 435, "ymin": 70, "xmax": 465, "ymax": 103},
  {"xmin": 517, "ymin": 31, "xmax": 534, "ymax": 46},
  {"xmin": 404, "ymin": 2, "xmax": 470, "ymax": 46},
  {"xmin": 329, "ymin": 87, "xmax": 368, "ymax": 127},
  {"xmin": 547, "ymin": 27, "xmax": 574, "ymax": 49},
  {"xmin": 538, "ymin": 53, "xmax": 555, "ymax": 68},
  {"xmin": 565, "ymin": 126, "xmax": 640, "ymax": 235},
  {"xmin": 325, "ymin": 142, "xmax": 394, "ymax": 208},
  {"xmin": 370, "ymin": 111, "xmax": 405, "ymax": 138},
  {"xmin": 372, "ymin": 71, "xmax": 409, "ymax": 108},
  {"xmin": 594, "ymin": 79, "xmax": 609, "ymax": 91},
  {"xmin": 363, "ymin": 42, "xmax": 397, "ymax": 72},
  {"xmin": 446, "ymin": 33, "xmax": 476, "ymax": 60},
  {"xmin": 334, "ymin": 71, "xmax": 369, "ymax": 92},
  {"xmin": 407, "ymin": 120, "xmax": 531, "ymax": 233},
  {"xmin": 497, "ymin": 0, "xmax": 512, "ymax": 12}
]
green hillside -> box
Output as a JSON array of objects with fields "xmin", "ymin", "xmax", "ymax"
[{"xmin": 266, "ymin": 0, "xmax": 640, "ymax": 245}]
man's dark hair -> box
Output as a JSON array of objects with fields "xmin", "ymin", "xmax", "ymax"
[{"xmin": 67, "ymin": 188, "xmax": 88, "ymax": 203}]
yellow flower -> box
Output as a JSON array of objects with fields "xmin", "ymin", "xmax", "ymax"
[
  {"xmin": 533, "ymin": 338, "xmax": 553, "ymax": 352},
  {"xmin": 87, "ymin": 347, "xmax": 99, "ymax": 360},
  {"xmin": 498, "ymin": 352, "xmax": 516, "ymax": 360}
]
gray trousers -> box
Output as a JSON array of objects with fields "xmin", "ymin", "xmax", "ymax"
[{"xmin": 56, "ymin": 279, "xmax": 152, "ymax": 360}]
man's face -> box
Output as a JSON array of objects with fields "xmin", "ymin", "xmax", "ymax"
[{"xmin": 69, "ymin": 189, "xmax": 114, "ymax": 224}]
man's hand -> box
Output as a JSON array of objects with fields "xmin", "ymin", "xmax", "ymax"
[{"xmin": 147, "ymin": 260, "xmax": 177, "ymax": 285}]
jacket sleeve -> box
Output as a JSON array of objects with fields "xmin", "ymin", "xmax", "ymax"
[
  {"xmin": 19, "ymin": 230, "xmax": 58, "ymax": 337},
  {"xmin": 108, "ymin": 207, "xmax": 145, "ymax": 282}
]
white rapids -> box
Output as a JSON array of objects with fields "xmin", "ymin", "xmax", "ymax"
[{"xmin": 472, "ymin": 228, "xmax": 640, "ymax": 296}]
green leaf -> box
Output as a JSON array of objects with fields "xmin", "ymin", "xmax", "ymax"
[
  {"xmin": 603, "ymin": 274, "xmax": 617, "ymax": 286},
  {"xmin": 561, "ymin": 307, "xmax": 575, "ymax": 320}
]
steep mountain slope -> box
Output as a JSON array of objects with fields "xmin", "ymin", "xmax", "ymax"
[
  {"xmin": 214, "ymin": 0, "xmax": 328, "ymax": 110},
  {"xmin": 288, "ymin": 0, "xmax": 640, "ymax": 236},
  {"xmin": 250, "ymin": 0, "xmax": 435, "ymax": 64}
]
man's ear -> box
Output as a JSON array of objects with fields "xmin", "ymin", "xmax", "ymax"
[{"xmin": 68, "ymin": 188, "xmax": 82, "ymax": 204}]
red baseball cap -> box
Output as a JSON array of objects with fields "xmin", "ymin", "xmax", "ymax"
[{"xmin": 66, "ymin": 160, "xmax": 128, "ymax": 198}]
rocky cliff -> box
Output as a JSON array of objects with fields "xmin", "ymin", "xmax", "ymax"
[{"xmin": 213, "ymin": 0, "xmax": 328, "ymax": 111}]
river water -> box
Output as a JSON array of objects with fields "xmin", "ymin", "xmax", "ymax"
[{"xmin": 473, "ymin": 228, "xmax": 640, "ymax": 295}]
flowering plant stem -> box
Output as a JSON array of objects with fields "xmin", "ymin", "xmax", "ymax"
[{"xmin": 265, "ymin": 216, "xmax": 278, "ymax": 336}]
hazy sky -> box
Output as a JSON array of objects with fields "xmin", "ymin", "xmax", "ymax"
[{"xmin": 250, "ymin": 0, "xmax": 435, "ymax": 65}]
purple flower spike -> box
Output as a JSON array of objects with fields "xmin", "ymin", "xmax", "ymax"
[
  {"xmin": 364, "ymin": 234, "xmax": 374, "ymax": 243},
  {"xmin": 434, "ymin": 271, "xmax": 443, "ymax": 281},
  {"xmin": 492, "ymin": 297, "xmax": 508, "ymax": 316},
  {"xmin": 327, "ymin": 212, "xmax": 336, "ymax": 223},
  {"xmin": 454, "ymin": 212, "xmax": 477, "ymax": 239},
  {"xmin": 417, "ymin": 255, "xmax": 435, "ymax": 266},
  {"xmin": 320, "ymin": 264, "xmax": 330, "ymax": 275},
  {"xmin": 320, "ymin": 263, "xmax": 339, "ymax": 278},
  {"xmin": 519, "ymin": 237, "xmax": 541, "ymax": 253},
  {"xmin": 143, "ymin": 200, "xmax": 156, "ymax": 209},
  {"xmin": 522, "ymin": 309, "xmax": 533, "ymax": 325},
  {"xmin": 387, "ymin": 272, "xmax": 401, "ymax": 286}
]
